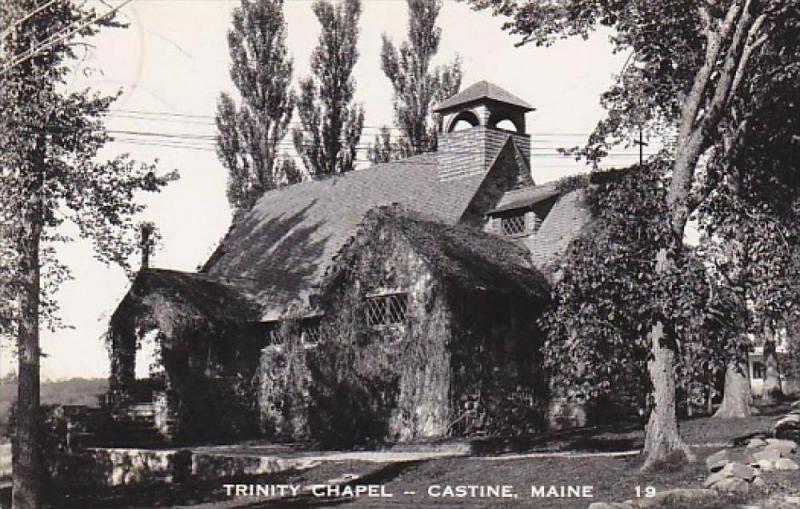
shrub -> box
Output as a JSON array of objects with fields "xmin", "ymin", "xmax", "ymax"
[
  {"xmin": 305, "ymin": 319, "xmax": 400, "ymax": 448},
  {"xmin": 257, "ymin": 320, "xmax": 311, "ymax": 440}
]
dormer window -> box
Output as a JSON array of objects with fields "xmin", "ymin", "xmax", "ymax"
[
  {"xmin": 494, "ymin": 210, "xmax": 540, "ymax": 238},
  {"xmin": 501, "ymin": 214, "xmax": 527, "ymax": 236}
]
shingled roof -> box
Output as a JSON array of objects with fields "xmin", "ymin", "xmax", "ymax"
[
  {"xmin": 202, "ymin": 154, "xmax": 489, "ymax": 320},
  {"xmin": 433, "ymin": 81, "xmax": 534, "ymax": 113},
  {"xmin": 324, "ymin": 206, "xmax": 551, "ymax": 300},
  {"xmin": 527, "ymin": 189, "xmax": 591, "ymax": 272},
  {"xmin": 109, "ymin": 268, "xmax": 263, "ymax": 341},
  {"xmin": 489, "ymin": 181, "xmax": 561, "ymax": 214}
]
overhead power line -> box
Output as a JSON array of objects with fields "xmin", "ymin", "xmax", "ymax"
[
  {"xmin": 106, "ymin": 109, "xmax": 617, "ymax": 138},
  {"xmin": 110, "ymin": 137, "xmax": 656, "ymax": 158},
  {"xmin": 0, "ymin": 0, "xmax": 58, "ymax": 39}
]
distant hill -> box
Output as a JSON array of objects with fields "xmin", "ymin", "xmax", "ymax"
[{"xmin": 0, "ymin": 377, "xmax": 107, "ymax": 440}]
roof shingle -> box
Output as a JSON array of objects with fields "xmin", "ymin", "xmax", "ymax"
[
  {"xmin": 433, "ymin": 81, "xmax": 534, "ymax": 113},
  {"xmin": 203, "ymin": 154, "xmax": 487, "ymax": 319}
]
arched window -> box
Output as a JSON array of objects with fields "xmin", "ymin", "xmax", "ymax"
[
  {"xmin": 488, "ymin": 113, "xmax": 522, "ymax": 133},
  {"xmin": 494, "ymin": 119, "xmax": 518, "ymax": 132},
  {"xmin": 448, "ymin": 110, "xmax": 480, "ymax": 132}
]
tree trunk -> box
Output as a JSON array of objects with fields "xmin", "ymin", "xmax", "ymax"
[
  {"xmin": 706, "ymin": 384, "xmax": 715, "ymax": 416},
  {"xmin": 762, "ymin": 336, "xmax": 783, "ymax": 402},
  {"xmin": 13, "ymin": 221, "xmax": 42, "ymax": 509},
  {"xmin": 713, "ymin": 359, "xmax": 752, "ymax": 418},
  {"xmin": 640, "ymin": 0, "xmax": 763, "ymax": 469},
  {"xmin": 642, "ymin": 321, "xmax": 694, "ymax": 470}
]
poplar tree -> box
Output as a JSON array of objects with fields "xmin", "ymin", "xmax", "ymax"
[
  {"xmin": 372, "ymin": 0, "xmax": 462, "ymax": 162},
  {"xmin": 0, "ymin": 2, "xmax": 173, "ymax": 506},
  {"xmin": 216, "ymin": 0, "xmax": 296, "ymax": 220},
  {"xmin": 293, "ymin": 0, "xmax": 365, "ymax": 176}
]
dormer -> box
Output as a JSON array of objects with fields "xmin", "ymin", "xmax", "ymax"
[{"xmin": 433, "ymin": 81, "xmax": 535, "ymax": 182}]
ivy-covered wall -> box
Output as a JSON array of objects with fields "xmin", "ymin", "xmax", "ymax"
[
  {"xmin": 107, "ymin": 293, "xmax": 268, "ymax": 444},
  {"xmin": 291, "ymin": 212, "xmax": 550, "ymax": 445},
  {"xmin": 257, "ymin": 320, "xmax": 312, "ymax": 440},
  {"xmin": 310, "ymin": 225, "xmax": 454, "ymax": 445},
  {"xmin": 447, "ymin": 293, "xmax": 549, "ymax": 436}
]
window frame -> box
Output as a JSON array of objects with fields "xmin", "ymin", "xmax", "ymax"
[
  {"xmin": 493, "ymin": 208, "xmax": 540, "ymax": 238},
  {"xmin": 364, "ymin": 292, "xmax": 409, "ymax": 328},
  {"xmin": 752, "ymin": 361, "xmax": 766, "ymax": 380},
  {"xmin": 500, "ymin": 213, "xmax": 528, "ymax": 237}
]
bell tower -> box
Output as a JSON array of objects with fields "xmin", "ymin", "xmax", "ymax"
[{"xmin": 433, "ymin": 81, "xmax": 534, "ymax": 182}]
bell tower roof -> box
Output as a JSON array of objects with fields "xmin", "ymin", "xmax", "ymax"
[{"xmin": 433, "ymin": 81, "xmax": 534, "ymax": 113}]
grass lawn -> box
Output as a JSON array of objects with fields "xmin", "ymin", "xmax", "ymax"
[
  {"xmin": 318, "ymin": 448, "xmax": 718, "ymax": 508},
  {"xmin": 31, "ymin": 403, "xmax": 800, "ymax": 509}
]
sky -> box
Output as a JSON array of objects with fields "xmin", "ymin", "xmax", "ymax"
[{"xmin": 1, "ymin": 0, "xmax": 639, "ymax": 381}]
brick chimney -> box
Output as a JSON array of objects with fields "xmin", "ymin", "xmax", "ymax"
[{"xmin": 433, "ymin": 81, "xmax": 534, "ymax": 182}]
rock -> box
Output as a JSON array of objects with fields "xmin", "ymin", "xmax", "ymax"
[
  {"xmin": 774, "ymin": 458, "xmax": 800, "ymax": 470},
  {"xmin": 754, "ymin": 447, "xmax": 783, "ymax": 462},
  {"xmin": 747, "ymin": 437, "xmax": 768, "ymax": 448},
  {"xmin": 766, "ymin": 437, "xmax": 798, "ymax": 449},
  {"xmin": 772, "ymin": 419, "xmax": 800, "ymax": 439},
  {"xmin": 751, "ymin": 476, "xmax": 767, "ymax": 491},
  {"xmin": 766, "ymin": 441, "xmax": 797, "ymax": 457},
  {"xmin": 632, "ymin": 488, "xmax": 718, "ymax": 509},
  {"xmin": 725, "ymin": 461, "xmax": 758, "ymax": 480},
  {"xmin": 111, "ymin": 465, "xmax": 125, "ymax": 486},
  {"xmin": 703, "ymin": 471, "xmax": 723, "ymax": 488},
  {"xmin": 711, "ymin": 476, "xmax": 750, "ymax": 496},
  {"xmin": 705, "ymin": 449, "xmax": 731, "ymax": 472},
  {"xmin": 775, "ymin": 415, "xmax": 800, "ymax": 424},
  {"xmin": 755, "ymin": 459, "xmax": 774, "ymax": 471},
  {"xmin": 703, "ymin": 462, "xmax": 757, "ymax": 488}
]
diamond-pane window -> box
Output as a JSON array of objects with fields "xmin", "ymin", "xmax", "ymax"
[
  {"xmin": 501, "ymin": 214, "xmax": 527, "ymax": 236},
  {"xmin": 302, "ymin": 325, "xmax": 321, "ymax": 344},
  {"xmin": 365, "ymin": 293, "xmax": 409, "ymax": 327}
]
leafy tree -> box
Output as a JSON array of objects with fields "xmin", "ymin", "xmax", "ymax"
[
  {"xmin": 293, "ymin": 0, "xmax": 365, "ymax": 176},
  {"xmin": 0, "ymin": 2, "xmax": 174, "ymax": 506},
  {"xmin": 470, "ymin": 0, "xmax": 800, "ymax": 468},
  {"xmin": 370, "ymin": 0, "xmax": 462, "ymax": 162},
  {"xmin": 542, "ymin": 164, "xmax": 737, "ymax": 423},
  {"xmin": 216, "ymin": 0, "xmax": 296, "ymax": 221},
  {"xmin": 682, "ymin": 1, "xmax": 800, "ymax": 411}
]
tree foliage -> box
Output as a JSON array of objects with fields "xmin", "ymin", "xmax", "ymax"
[
  {"xmin": 369, "ymin": 0, "xmax": 462, "ymax": 163},
  {"xmin": 216, "ymin": 0, "xmax": 297, "ymax": 220},
  {"xmin": 1, "ymin": 1, "xmax": 174, "ymax": 505},
  {"xmin": 542, "ymin": 163, "xmax": 739, "ymax": 416},
  {"xmin": 470, "ymin": 0, "xmax": 800, "ymax": 466},
  {"xmin": 293, "ymin": 0, "xmax": 365, "ymax": 176}
]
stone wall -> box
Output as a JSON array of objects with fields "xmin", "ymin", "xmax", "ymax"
[
  {"xmin": 48, "ymin": 448, "xmax": 189, "ymax": 488},
  {"xmin": 313, "ymin": 226, "xmax": 454, "ymax": 444}
]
